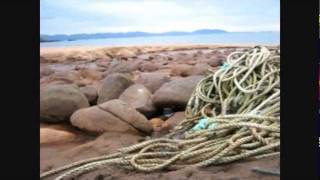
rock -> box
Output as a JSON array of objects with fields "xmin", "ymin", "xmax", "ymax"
[
  {"xmin": 135, "ymin": 72, "xmax": 171, "ymax": 93},
  {"xmin": 40, "ymin": 128, "xmax": 77, "ymax": 145},
  {"xmin": 97, "ymin": 73, "xmax": 134, "ymax": 104},
  {"xmin": 78, "ymin": 69, "xmax": 103, "ymax": 81},
  {"xmin": 71, "ymin": 99, "xmax": 152, "ymax": 135},
  {"xmin": 40, "ymin": 66, "xmax": 54, "ymax": 78},
  {"xmin": 203, "ymin": 55, "xmax": 225, "ymax": 67},
  {"xmin": 40, "ymin": 84, "xmax": 90, "ymax": 123},
  {"xmin": 149, "ymin": 118, "xmax": 164, "ymax": 132},
  {"xmin": 100, "ymin": 99, "xmax": 153, "ymax": 134},
  {"xmin": 80, "ymin": 86, "xmax": 98, "ymax": 105},
  {"xmin": 153, "ymin": 76, "xmax": 203, "ymax": 110},
  {"xmin": 170, "ymin": 64, "xmax": 193, "ymax": 77},
  {"xmin": 119, "ymin": 84, "xmax": 156, "ymax": 118},
  {"xmin": 162, "ymin": 111, "xmax": 185, "ymax": 131},
  {"xmin": 103, "ymin": 61, "xmax": 137, "ymax": 78},
  {"xmin": 190, "ymin": 64, "xmax": 211, "ymax": 76},
  {"xmin": 139, "ymin": 62, "xmax": 160, "ymax": 72}
]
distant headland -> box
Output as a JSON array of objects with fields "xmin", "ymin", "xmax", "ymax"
[{"xmin": 40, "ymin": 29, "xmax": 230, "ymax": 42}]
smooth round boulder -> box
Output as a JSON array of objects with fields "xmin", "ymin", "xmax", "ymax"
[
  {"xmin": 71, "ymin": 99, "xmax": 152, "ymax": 135},
  {"xmin": 99, "ymin": 99, "xmax": 153, "ymax": 134},
  {"xmin": 135, "ymin": 72, "xmax": 170, "ymax": 93},
  {"xmin": 80, "ymin": 86, "xmax": 98, "ymax": 105},
  {"xmin": 40, "ymin": 84, "xmax": 90, "ymax": 123},
  {"xmin": 97, "ymin": 73, "xmax": 134, "ymax": 104},
  {"xmin": 152, "ymin": 76, "xmax": 203, "ymax": 110},
  {"xmin": 119, "ymin": 84, "xmax": 156, "ymax": 118}
]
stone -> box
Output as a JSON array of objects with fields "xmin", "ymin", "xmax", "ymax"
[
  {"xmin": 162, "ymin": 111, "xmax": 185, "ymax": 131},
  {"xmin": 97, "ymin": 73, "xmax": 134, "ymax": 104},
  {"xmin": 152, "ymin": 76, "xmax": 203, "ymax": 110},
  {"xmin": 40, "ymin": 84, "xmax": 90, "ymax": 123},
  {"xmin": 102, "ymin": 61, "xmax": 137, "ymax": 78},
  {"xmin": 190, "ymin": 64, "xmax": 211, "ymax": 76},
  {"xmin": 119, "ymin": 84, "xmax": 156, "ymax": 118},
  {"xmin": 135, "ymin": 72, "xmax": 171, "ymax": 93},
  {"xmin": 71, "ymin": 99, "xmax": 152, "ymax": 135},
  {"xmin": 149, "ymin": 118, "xmax": 164, "ymax": 132},
  {"xmin": 80, "ymin": 86, "xmax": 98, "ymax": 105},
  {"xmin": 40, "ymin": 66, "xmax": 54, "ymax": 78},
  {"xmin": 170, "ymin": 64, "xmax": 193, "ymax": 77},
  {"xmin": 139, "ymin": 62, "xmax": 160, "ymax": 72},
  {"xmin": 40, "ymin": 128, "xmax": 77, "ymax": 145}
]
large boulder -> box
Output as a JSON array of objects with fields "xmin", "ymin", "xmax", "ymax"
[
  {"xmin": 119, "ymin": 84, "xmax": 156, "ymax": 118},
  {"xmin": 97, "ymin": 73, "xmax": 134, "ymax": 104},
  {"xmin": 40, "ymin": 84, "xmax": 90, "ymax": 123},
  {"xmin": 153, "ymin": 76, "xmax": 203, "ymax": 110},
  {"xmin": 135, "ymin": 72, "xmax": 170, "ymax": 93},
  {"xmin": 80, "ymin": 85, "xmax": 98, "ymax": 105},
  {"xmin": 71, "ymin": 99, "xmax": 152, "ymax": 135}
]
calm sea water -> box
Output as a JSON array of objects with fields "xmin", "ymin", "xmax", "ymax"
[{"xmin": 40, "ymin": 32, "xmax": 279, "ymax": 47}]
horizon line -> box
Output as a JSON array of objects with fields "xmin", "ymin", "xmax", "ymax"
[{"xmin": 41, "ymin": 29, "xmax": 280, "ymax": 36}]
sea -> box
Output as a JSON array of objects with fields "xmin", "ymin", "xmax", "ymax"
[{"xmin": 40, "ymin": 32, "xmax": 279, "ymax": 47}]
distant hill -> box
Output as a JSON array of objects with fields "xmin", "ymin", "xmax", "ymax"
[{"xmin": 40, "ymin": 29, "xmax": 228, "ymax": 42}]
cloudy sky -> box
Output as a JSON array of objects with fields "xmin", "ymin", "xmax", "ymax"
[{"xmin": 40, "ymin": 0, "xmax": 279, "ymax": 35}]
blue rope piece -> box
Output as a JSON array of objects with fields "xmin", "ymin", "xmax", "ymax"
[{"xmin": 221, "ymin": 62, "xmax": 229, "ymax": 70}]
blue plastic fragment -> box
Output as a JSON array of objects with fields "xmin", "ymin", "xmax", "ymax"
[
  {"xmin": 221, "ymin": 62, "xmax": 229, "ymax": 70},
  {"xmin": 192, "ymin": 118, "xmax": 208, "ymax": 131}
]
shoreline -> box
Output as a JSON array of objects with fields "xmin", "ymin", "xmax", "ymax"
[{"xmin": 40, "ymin": 43, "xmax": 278, "ymax": 54}]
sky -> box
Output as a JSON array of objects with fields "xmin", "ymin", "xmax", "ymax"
[{"xmin": 40, "ymin": 0, "xmax": 279, "ymax": 35}]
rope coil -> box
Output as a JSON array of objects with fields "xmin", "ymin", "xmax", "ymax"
[{"xmin": 40, "ymin": 46, "xmax": 280, "ymax": 180}]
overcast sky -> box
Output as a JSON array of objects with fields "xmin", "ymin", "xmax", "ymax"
[{"xmin": 40, "ymin": 0, "xmax": 279, "ymax": 35}]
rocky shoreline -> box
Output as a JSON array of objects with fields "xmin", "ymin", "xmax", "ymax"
[{"xmin": 40, "ymin": 45, "xmax": 279, "ymax": 180}]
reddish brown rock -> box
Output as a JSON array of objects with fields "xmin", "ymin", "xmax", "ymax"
[
  {"xmin": 80, "ymin": 86, "xmax": 98, "ymax": 105},
  {"xmin": 170, "ymin": 64, "xmax": 193, "ymax": 77},
  {"xmin": 40, "ymin": 84, "xmax": 90, "ymax": 123},
  {"xmin": 139, "ymin": 62, "xmax": 160, "ymax": 72},
  {"xmin": 153, "ymin": 76, "xmax": 203, "ymax": 110},
  {"xmin": 202, "ymin": 55, "xmax": 225, "ymax": 67},
  {"xmin": 78, "ymin": 69, "xmax": 103, "ymax": 81},
  {"xmin": 99, "ymin": 99, "xmax": 153, "ymax": 134},
  {"xmin": 71, "ymin": 99, "xmax": 152, "ymax": 135},
  {"xmin": 119, "ymin": 84, "xmax": 156, "ymax": 118},
  {"xmin": 103, "ymin": 61, "xmax": 135, "ymax": 77},
  {"xmin": 40, "ymin": 66, "xmax": 54, "ymax": 78},
  {"xmin": 162, "ymin": 111, "xmax": 185, "ymax": 131},
  {"xmin": 40, "ymin": 128, "xmax": 77, "ymax": 145},
  {"xmin": 135, "ymin": 72, "xmax": 170, "ymax": 93},
  {"xmin": 97, "ymin": 73, "xmax": 134, "ymax": 104},
  {"xmin": 190, "ymin": 64, "xmax": 211, "ymax": 76}
]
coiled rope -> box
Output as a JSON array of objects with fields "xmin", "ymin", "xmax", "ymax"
[{"xmin": 40, "ymin": 46, "xmax": 280, "ymax": 180}]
